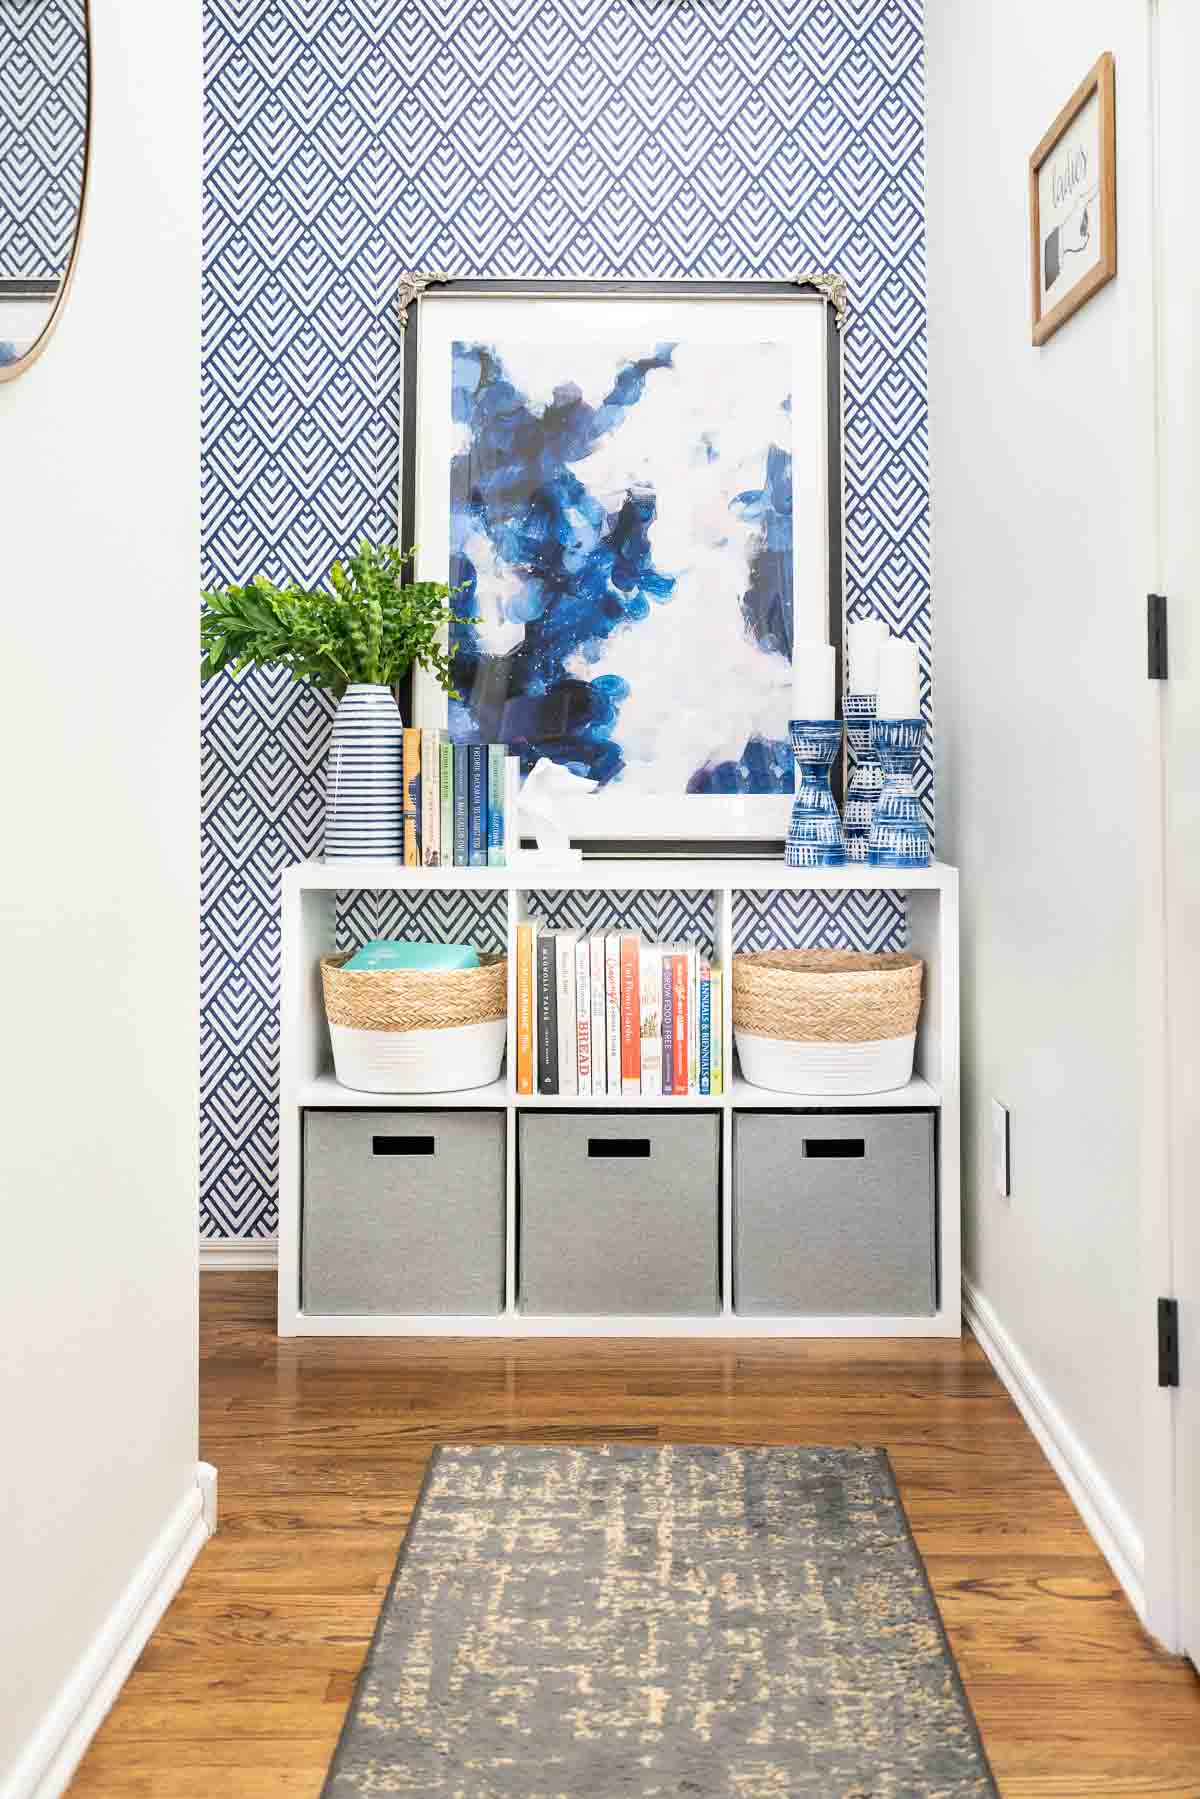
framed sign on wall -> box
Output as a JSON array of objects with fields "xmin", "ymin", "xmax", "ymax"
[
  {"xmin": 398, "ymin": 276, "xmax": 847, "ymax": 853},
  {"xmin": 1029, "ymin": 52, "xmax": 1117, "ymax": 347}
]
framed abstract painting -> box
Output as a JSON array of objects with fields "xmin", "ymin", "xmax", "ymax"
[{"xmin": 402, "ymin": 277, "xmax": 846, "ymax": 851}]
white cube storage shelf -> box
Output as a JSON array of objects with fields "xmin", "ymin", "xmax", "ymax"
[{"xmin": 280, "ymin": 859, "xmax": 960, "ymax": 1338}]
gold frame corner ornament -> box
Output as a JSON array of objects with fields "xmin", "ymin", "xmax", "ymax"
[
  {"xmin": 397, "ymin": 270, "xmax": 451, "ymax": 328},
  {"xmin": 788, "ymin": 271, "xmax": 849, "ymax": 330}
]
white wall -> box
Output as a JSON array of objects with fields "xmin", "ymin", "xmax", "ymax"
[
  {"xmin": 927, "ymin": 2, "xmax": 1150, "ymax": 1568},
  {"xmin": 0, "ymin": 2, "xmax": 204, "ymax": 1786}
]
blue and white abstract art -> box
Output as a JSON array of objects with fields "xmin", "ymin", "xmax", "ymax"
[{"xmin": 412, "ymin": 290, "xmax": 834, "ymax": 843}]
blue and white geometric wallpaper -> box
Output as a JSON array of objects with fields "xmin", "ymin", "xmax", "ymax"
[
  {"xmin": 0, "ymin": 0, "xmax": 87, "ymax": 278},
  {"xmin": 201, "ymin": 0, "xmax": 929, "ymax": 1239}
]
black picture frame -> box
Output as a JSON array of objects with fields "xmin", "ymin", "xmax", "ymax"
[{"xmin": 396, "ymin": 277, "xmax": 846, "ymax": 853}]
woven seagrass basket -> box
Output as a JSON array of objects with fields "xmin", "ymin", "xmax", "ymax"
[
  {"xmin": 732, "ymin": 949, "xmax": 923, "ymax": 1095},
  {"xmin": 321, "ymin": 951, "xmax": 507, "ymax": 1093}
]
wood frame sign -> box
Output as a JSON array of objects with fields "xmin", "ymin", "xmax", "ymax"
[{"xmin": 1029, "ymin": 52, "xmax": 1117, "ymax": 346}]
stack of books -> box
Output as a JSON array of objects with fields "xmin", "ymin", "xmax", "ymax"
[
  {"xmin": 514, "ymin": 924, "xmax": 723, "ymax": 1098},
  {"xmin": 402, "ymin": 729, "xmax": 518, "ymax": 869}
]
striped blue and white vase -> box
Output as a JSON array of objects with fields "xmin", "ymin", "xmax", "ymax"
[
  {"xmin": 843, "ymin": 692, "xmax": 882, "ymax": 862},
  {"xmin": 785, "ymin": 719, "xmax": 847, "ymax": 868},
  {"xmin": 323, "ymin": 684, "xmax": 405, "ymax": 862},
  {"xmin": 867, "ymin": 718, "xmax": 930, "ymax": 869}
]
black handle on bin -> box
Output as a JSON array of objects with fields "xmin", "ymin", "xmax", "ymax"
[
  {"xmin": 372, "ymin": 1135, "xmax": 436, "ymax": 1156},
  {"xmin": 587, "ymin": 1138, "xmax": 651, "ymax": 1158},
  {"xmin": 802, "ymin": 1138, "xmax": 865, "ymax": 1159}
]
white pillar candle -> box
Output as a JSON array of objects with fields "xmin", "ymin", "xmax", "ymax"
[
  {"xmin": 847, "ymin": 617, "xmax": 888, "ymax": 694},
  {"xmin": 791, "ymin": 641, "xmax": 835, "ymax": 720},
  {"xmin": 876, "ymin": 637, "xmax": 922, "ymax": 719}
]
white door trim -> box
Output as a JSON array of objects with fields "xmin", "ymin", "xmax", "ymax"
[
  {"xmin": 1154, "ymin": 0, "xmax": 1200, "ymax": 1663},
  {"xmin": 1138, "ymin": 0, "xmax": 1180, "ymax": 1654}
]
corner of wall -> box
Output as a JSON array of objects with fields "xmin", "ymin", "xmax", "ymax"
[{"xmin": 1, "ymin": 1473, "xmax": 213, "ymax": 1799}]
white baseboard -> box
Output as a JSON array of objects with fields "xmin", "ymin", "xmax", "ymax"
[
  {"xmin": 199, "ymin": 1237, "xmax": 277, "ymax": 1271},
  {"xmin": 962, "ymin": 1276, "xmax": 1146, "ymax": 1625},
  {"xmin": 1, "ymin": 1466, "xmax": 215, "ymax": 1799},
  {"xmin": 197, "ymin": 1460, "xmax": 219, "ymax": 1533}
]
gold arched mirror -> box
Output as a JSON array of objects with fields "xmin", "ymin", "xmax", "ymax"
[{"xmin": 0, "ymin": 0, "xmax": 90, "ymax": 382}]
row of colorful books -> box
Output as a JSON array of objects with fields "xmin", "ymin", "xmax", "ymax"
[
  {"xmin": 514, "ymin": 923, "xmax": 723, "ymax": 1097},
  {"xmin": 401, "ymin": 729, "xmax": 518, "ymax": 869}
]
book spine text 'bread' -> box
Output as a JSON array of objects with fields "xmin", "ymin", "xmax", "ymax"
[
  {"xmin": 589, "ymin": 933, "xmax": 607, "ymax": 1097},
  {"xmin": 575, "ymin": 935, "xmax": 592, "ymax": 1097}
]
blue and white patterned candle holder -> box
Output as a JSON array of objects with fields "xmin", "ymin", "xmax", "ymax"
[
  {"xmin": 843, "ymin": 692, "xmax": 881, "ymax": 863},
  {"xmin": 868, "ymin": 718, "xmax": 930, "ymax": 869},
  {"xmin": 785, "ymin": 719, "xmax": 846, "ymax": 868}
]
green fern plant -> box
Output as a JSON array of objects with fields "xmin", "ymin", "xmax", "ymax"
[{"xmin": 200, "ymin": 542, "xmax": 468, "ymax": 699}]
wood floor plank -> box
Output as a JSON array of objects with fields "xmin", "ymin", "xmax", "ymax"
[{"xmin": 66, "ymin": 1271, "xmax": 1200, "ymax": 1798}]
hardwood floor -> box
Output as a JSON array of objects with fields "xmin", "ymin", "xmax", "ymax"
[{"xmin": 70, "ymin": 1272, "xmax": 1200, "ymax": 1797}]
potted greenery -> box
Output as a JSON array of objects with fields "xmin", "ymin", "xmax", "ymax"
[{"xmin": 201, "ymin": 542, "xmax": 463, "ymax": 862}]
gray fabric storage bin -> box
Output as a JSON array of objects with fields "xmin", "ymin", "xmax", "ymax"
[
  {"xmin": 733, "ymin": 1111, "xmax": 935, "ymax": 1316},
  {"xmin": 519, "ymin": 1112, "xmax": 719, "ymax": 1316},
  {"xmin": 303, "ymin": 1110, "xmax": 505, "ymax": 1314}
]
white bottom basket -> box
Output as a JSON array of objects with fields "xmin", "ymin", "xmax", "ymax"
[
  {"xmin": 735, "ymin": 1029, "xmax": 917, "ymax": 1096},
  {"xmin": 329, "ymin": 1019, "xmax": 507, "ymax": 1094}
]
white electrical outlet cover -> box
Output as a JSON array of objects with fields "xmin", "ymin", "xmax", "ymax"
[{"xmin": 991, "ymin": 1100, "xmax": 1010, "ymax": 1197}]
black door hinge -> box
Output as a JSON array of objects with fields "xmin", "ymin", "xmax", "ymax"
[
  {"xmin": 1158, "ymin": 1297, "xmax": 1180, "ymax": 1387},
  {"xmin": 1148, "ymin": 593, "xmax": 1168, "ymax": 679}
]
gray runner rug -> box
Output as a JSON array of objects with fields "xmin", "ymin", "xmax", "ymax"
[{"xmin": 324, "ymin": 1443, "xmax": 997, "ymax": 1797}]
